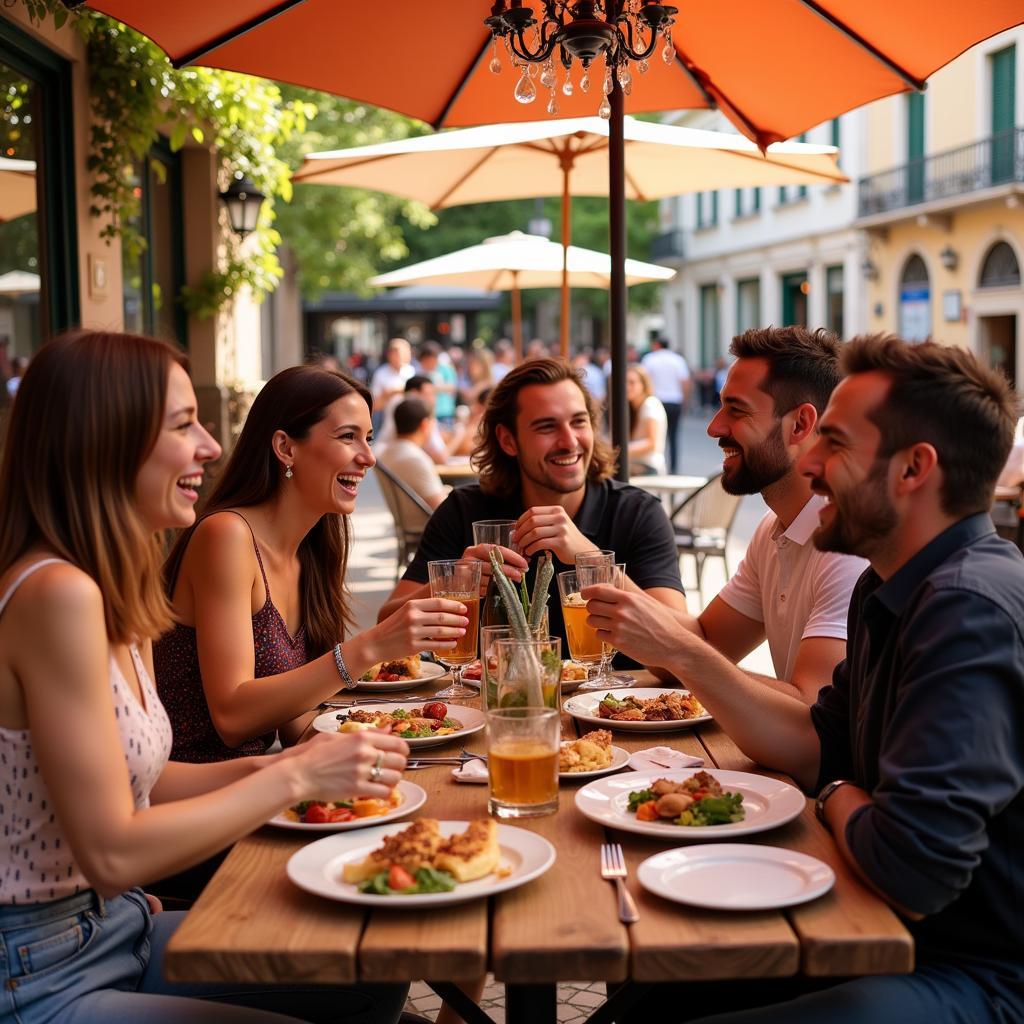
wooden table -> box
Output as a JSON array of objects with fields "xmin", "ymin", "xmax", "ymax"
[
  {"xmin": 438, "ymin": 459, "xmax": 479, "ymax": 485},
  {"xmin": 165, "ymin": 675, "xmax": 913, "ymax": 1023}
]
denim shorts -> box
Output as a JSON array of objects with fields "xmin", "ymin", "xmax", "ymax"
[{"xmin": 0, "ymin": 889, "xmax": 407, "ymax": 1024}]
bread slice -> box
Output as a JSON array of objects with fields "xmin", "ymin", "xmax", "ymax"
[
  {"xmin": 341, "ymin": 818, "xmax": 444, "ymax": 883},
  {"xmin": 433, "ymin": 820, "xmax": 500, "ymax": 882}
]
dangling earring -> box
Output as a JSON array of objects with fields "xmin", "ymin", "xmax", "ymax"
[{"xmin": 285, "ymin": 465, "xmax": 293, "ymax": 479}]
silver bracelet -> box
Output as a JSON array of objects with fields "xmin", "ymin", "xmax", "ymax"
[{"xmin": 333, "ymin": 643, "xmax": 357, "ymax": 689}]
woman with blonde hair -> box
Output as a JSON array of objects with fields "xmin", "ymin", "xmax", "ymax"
[
  {"xmin": 626, "ymin": 363, "xmax": 668, "ymax": 476},
  {"xmin": 0, "ymin": 331, "xmax": 410, "ymax": 1022}
]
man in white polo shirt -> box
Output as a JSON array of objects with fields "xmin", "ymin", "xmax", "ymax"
[
  {"xmin": 642, "ymin": 336, "xmax": 691, "ymax": 472},
  {"xmin": 666, "ymin": 327, "xmax": 865, "ymax": 703}
]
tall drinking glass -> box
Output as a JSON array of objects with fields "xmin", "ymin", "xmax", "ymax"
[
  {"xmin": 427, "ymin": 559, "xmax": 482, "ymax": 700},
  {"xmin": 486, "ymin": 707, "xmax": 560, "ymax": 819},
  {"xmin": 473, "ymin": 519, "xmax": 519, "ymax": 636},
  {"xmin": 495, "ymin": 636, "xmax": 562, "ymax": 710},
  {"xmin": 582, "ymin": 562, "xmax": 633, "ymax": 689},
  {"xmin": 575, "ymin": 549, "xmax": 615, "ymax": 571},
  {"xmin": 480, "ymin": 624, "xmax": 515, "ymax": 713},
  {"xmin": 557, "ymin": 569, "xmax": 605, "ymax": 688}
]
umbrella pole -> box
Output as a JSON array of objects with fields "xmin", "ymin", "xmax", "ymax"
[
  {"xmin": 560, "ymin": 161, "xmax": 571, "ymax": 360},
  {"xmin": 608, "ymin": 70, "xmax": 629, "ymax": 483},
  {"xmin": 512, "ymin": 271, "xmax": 523, "ymax": 364}
]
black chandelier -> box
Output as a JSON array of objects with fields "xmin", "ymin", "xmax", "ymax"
[{"xmin": 484, "ymin": 1, "xmax": 678, "ymax": 117}]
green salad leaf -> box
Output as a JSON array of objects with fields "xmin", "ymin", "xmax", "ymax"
[
  {"xmin": 627, "ymin": 788, "xmax": 655, "ymax": 811},
  {"xmin": 356, "ymin": 867, "xmax": 457, "ymax": 896}
]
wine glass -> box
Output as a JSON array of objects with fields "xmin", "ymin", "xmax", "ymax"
[{"xmin": 427, "ymin": 559, "xmax": 482, "ymax": 700}]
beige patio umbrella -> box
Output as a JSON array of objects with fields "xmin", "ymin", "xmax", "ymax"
[
  {"xmin": 0, "ymin": 158, "xmax": 36, "ymax": 224},
  {"xmin": 369, "ymin": 230, "xmax": 675, "ymax": 360},
  {"xmin": 296, "ymin": 116, "xmax": 845, "ymax": 357}
]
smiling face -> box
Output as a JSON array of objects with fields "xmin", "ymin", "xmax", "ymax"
[
  {"xmin": 286, "ymin": 392, "xmax": 376, "ymax": 515},
  {"xmin": 800, "ymin": 372, "xmax": 898, "ymax": 558},
  {"xmin": 134, "ymin": 363, "xmax": 222, "ymax": 531},
  {"xmin": 497, "ymin": 379, "xmax": 594, "ymax": 497},
  {"xmin": 707, "ymin": 358, "xmax": 792, "ymax": 495}
]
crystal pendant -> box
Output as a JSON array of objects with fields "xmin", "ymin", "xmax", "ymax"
[
  {"xmin": 547, "ymin": 93, "xmax": 559, "ymax": 115},
  {"xmin": 662, "ymin": 37, "xmax": 674, "ymax": 64},
  {"xmin": 562, "ymin": 76, "xmax": 574, "ymax": 97},
  {"xmin": 598, "ymin": 96, "xmax": 611, "ymax": 119},
  {"xmin": 580, "ymin": 70, "xmax": 590, "ymax": 93},
  {"xmin": 489, "ymin": 56, "xmax": 502, "ymax": 74},
  {"xmin": 603, "ymin": 70, "xmax": 613, "ymax": 95},
  {"xmin": 514, "ymin": 68, "xmax": 537, "ymax": 104},
  {"xmin": 638, "ymin": 58, "xmax": 649, "ymax": 75},
  {"xmin": 540, "ymin": 61, "xmax": 556, "ymax": 88}
]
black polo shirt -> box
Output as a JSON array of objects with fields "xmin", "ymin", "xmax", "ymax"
[
  {"xmin": 812, "ymin": 514, "xmax": 1024, "ymax": 1003},
  {"xmin": 403, "ymin": 479, "xmax": 684, "ymax": 655}
]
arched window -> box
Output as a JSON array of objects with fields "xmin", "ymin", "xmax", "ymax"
[
  {"xmin": 978, "ymin": 242, "xmax": 1021, "ymax": 288},
  {"xmin": 899, "ymin": 254, "xmax": 931, "ymax": 341}
]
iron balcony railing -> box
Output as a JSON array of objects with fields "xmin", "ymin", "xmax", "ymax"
[
  {"xmin": 650, "ymin": 228, "xmax": 686, "ymax": 262},
  {"xmin": 858, "ymin": 127, "xmax": 1024, "ymax": 218}
]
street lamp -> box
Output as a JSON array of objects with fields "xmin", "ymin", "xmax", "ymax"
[{"xmin": 219, "ymin": 176, "xmax": 265, "ymax": 238}]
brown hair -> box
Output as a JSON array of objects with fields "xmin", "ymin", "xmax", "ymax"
[
  {"xmin": 472, "ymin": 357, "xmax": 617, "ymax": 498},
  {"xmin": 730, "ymin": 326, "xmax": 842, "ymax": 416},
  {"xmin": 0, "ymin": 331, "xmax": 188, "ymax": 643},
  {"xmin": 842, "ymin": 334, "xmax": 1019, "ymax": 517},
  {"xmin": 164, "ymin": 365, "xmax": 372, "ymax": 657},
  {"xmin": 626, "ymin": 363, "xmax": 653, "ymax": 439}
]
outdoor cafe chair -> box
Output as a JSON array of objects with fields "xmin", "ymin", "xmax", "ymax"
[
  {"xmin": 668, "ymin": 472, "xmax": 742, "ymax": 602},
  {"xmin": 374, "ymin": 460, "xmax": 434, "ymax": 582}
]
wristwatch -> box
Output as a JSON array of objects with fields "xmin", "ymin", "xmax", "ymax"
[{"xmin": 814, "ymin": 779, "xmax": 853, "ymax": 828}]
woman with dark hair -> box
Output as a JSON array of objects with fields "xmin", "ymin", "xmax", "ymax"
[
  {"xmin": 0, "ymin": 331, "xmax": 411, "ymax": 1022},
  {"xmin": 156, "ymin": 364, "xmax": 468, "ymax": 763}
]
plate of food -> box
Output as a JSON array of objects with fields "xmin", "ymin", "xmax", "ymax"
[
  {"xmin": 558, "ymin": 730, "xmax": 630, "ymax": 780},
  {"xmin": 268, "ymin": 780, "xmax": 427, "ymax": 832},
  {"xmin": 637, "ymin": 844, "xmax": 835, "ymax": 911},
  {"xmin": 286, "ymin": 818, "xmax": 557, "ymax": 908},
  {"xmin": 311, "ymin": 702, "xmax": 485, "ymax": 749},
  {"xmin": 460, "ymin": 659, "xmax": 590, "ymax": 695},
  {"xmin": 355, "ymin": 655, "xmax": 447, "ymax": 692},
  {"xmin": 574, "ymin": 767, "xmax": 806, "ymax": 840},
  {"xmin": 564, "ymin": 688, "xmax": 712, "ymax": 732}
]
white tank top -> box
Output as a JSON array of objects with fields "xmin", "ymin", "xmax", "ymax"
[{"xmin": 0, "ymin": 559, "xmax": 173, "ymax": 903}]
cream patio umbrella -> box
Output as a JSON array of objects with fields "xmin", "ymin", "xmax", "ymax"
[
  {"xmin": 295, "ymin": 116, "xmax": 845, "ymax": 356},
  {"xmin": 369, "ymin": 230, "xmax": 674, "ymax": 360},
  {"xmin": 0, "ymin": 158, "xmax": 36, "ymax": 224}
]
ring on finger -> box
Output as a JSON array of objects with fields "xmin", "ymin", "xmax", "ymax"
[{"xmin": 369, "ymin": 751, "xmax": 385, "ymax": 783}]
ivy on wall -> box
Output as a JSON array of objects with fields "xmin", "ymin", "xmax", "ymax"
[{"xmin": 20, "ymin": 0, "xmax": 313, "ymax": 319}]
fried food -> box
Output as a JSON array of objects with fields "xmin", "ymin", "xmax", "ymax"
[
  {"xmin": 559, "ymin": 730, "xmax": 614, "ymax": 772},
  {"xmin": 433, "ymin": 820, "xmax": 500, "ymax": 882},
  {"xmin": 342, "ymin": 818, "xmax": 444, "ymax": 882},
  {"xmin": 360, "ymin": 655, "xmax": 422, "ymax": 682},
  {"xmin": 597, "ymin": 691, "xmax": 705, "ymax": 722}
]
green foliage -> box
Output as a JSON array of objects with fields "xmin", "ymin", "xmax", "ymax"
[
  {"xmin": 274, "ymin": 86, "xmax": 436, "ymax": 298},
  {"xmin": 21, "ymin": 0, "xmax": 312, "ymax": 318}
]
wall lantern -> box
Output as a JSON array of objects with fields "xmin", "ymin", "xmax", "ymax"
[
  {"xmin": 219, "ymin": 176, "xmax": 265, "ymax": 238},
  {"xmin": 860, "ymin": 257, "xmax": 880, "ymax": 282},
  {"xmin": 939, "ymin": 244, "xmax": 959, "ymax": 272}
]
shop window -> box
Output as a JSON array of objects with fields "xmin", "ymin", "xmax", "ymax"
[
  {"xmin": 826, "ymin": 264, "xmax": 844, "ymax": 337},
  {"xmin": 735, "ymin": 278, "xmax": 760, "ymax": 334},
  {"xmin": 898, "ymin": 254, "xmax": 931, "ymax": 341},
  {"xmin": 979, "ymin": 241, "xmax": 1021, "ymax": 288}
]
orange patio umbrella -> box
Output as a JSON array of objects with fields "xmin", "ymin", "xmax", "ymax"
[{"xmin": 71, "ymin": 0, "xmax": 1024, "ymax": 479}]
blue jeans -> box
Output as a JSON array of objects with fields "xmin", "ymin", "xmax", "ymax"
[{"xmin": 0, "ymin": 889, "xmax": 408, "ymax": 1024}]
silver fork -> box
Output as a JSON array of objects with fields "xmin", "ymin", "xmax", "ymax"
[{"xmin": 600, "ymin": 843, "xmax": 639, "ymax": 924}]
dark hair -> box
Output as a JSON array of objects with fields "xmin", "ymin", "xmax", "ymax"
[
  {"xmin": 418, "ymin": 341, "xmax": 442, "ymax": 360},
  {"xmin": 0, "ymin": 331, "xmax": 188, "ymax": 643},
  {"xmin": 841, "ymin": 334, "xmax": 1018, "ymax": 518},
  {"xmin": 730, "ymin": 326, "xmax": 842, "ymax": 416},
  {"xmin": 164, "ymin": 365, "xmax": 372, "ymax": 655},
  {"xmin": 394, "ymin": 397, "xmax": 431, "ymax": 436},
  {"xmin": 404, "ymin": 374, "xmax": 433, "ymax": 393},
  {"xmin": 472, "ymin": 357, "xmax": 617, "ymax": 497}
]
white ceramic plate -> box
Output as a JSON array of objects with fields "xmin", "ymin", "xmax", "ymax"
[
  {"xmin": 574, "ymin": 767, "xmax": 806, "ymax": 840},
  {"xmin": 286, "ymin": 819, "xmax": 557, "ymax": 908},
  {"xmin": 564, "ymin": 687, "xmax": 713, "ymax": 732},
  {"xmin": 459, "ymin": 661, "xmax": 588, "ymax": 695},
  {"xmin": 638, "ymin": 843, "xmax": 835, "ymax": 910},
  {"xmin": 268, "ymin": 780, "xmax": 428, "ymax": 833},
  {"xmin": 559, "ymin": 744, "xmax": 630, "ymax": 781},
  {"xmin": 354, "ymin": 662, "xmax": 448, "ymax": 692},
  {"xmin": 311, "ymin": 703, "xmax": 485, "ymax": 749}
]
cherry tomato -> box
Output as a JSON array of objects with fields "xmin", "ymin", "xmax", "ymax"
[
  {"xmin": 388, "ymin": 864, "xmax": 415, "ymax": 890},
  {"xmin": 302, "ymin": 802, "xmax": 330, "ymax": 824},
  {"xmin": 422, "ymin": 701, "xmax": 448, "ymax": 720}
]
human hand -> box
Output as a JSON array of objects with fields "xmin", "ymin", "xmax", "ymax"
[
  {"xmin": 371, "ymin": 598, "xmax": 469, "ymax": 660},
  {"xmin": 460, "ymin": 543, "xmax": 528, "ymax": 590},
  {"xmin": 293, "ymin": 731, "xmax": 410, "ymax": 801},
  {"xmin": 514, "ymin": 506, "xmax": 596, "ymax": 563},
  {"xmin": 582, "ymin": 584, "xmax": 698, "ymax": 669},
  {"xmin": 143, "ymin": 892, "xmax": 163, "ymax": 915}
]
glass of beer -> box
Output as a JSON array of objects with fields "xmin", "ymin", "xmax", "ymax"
[
  {"xmin": 427, "ymin": 559, "xmax": 482, "ymax": 699},
  {"xmin": 558, "ymin": 569, "xmax": 604, "ymax": 688},
  {"xmin": 486, "ymin": 707, "xmax": 560, "ymax": 819},
  {"xmin": 584, "ymin": 563, "xmax": 634, "ymax": 689}
]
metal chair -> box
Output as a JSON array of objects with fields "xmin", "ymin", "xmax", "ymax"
[
  {"xmin": 374, "ymin": 461, "xmax": 434, "ymax": 582},
  {"xmin": 668, "ymin": 472, "xmax": 743, "ymax": 600}
]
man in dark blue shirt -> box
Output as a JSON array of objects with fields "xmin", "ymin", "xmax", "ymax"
[{"xmin": 587, "ymin": 335, "xmax": 1024, "ymax": 1023}]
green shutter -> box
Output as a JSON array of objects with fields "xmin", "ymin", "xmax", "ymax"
[
  {"xmin": 907, "ymin": 92, "xmax": 926, "ymax": 203},
  {"xmin": 734, "ymin": 188, "xmax": 743, "ymax": 217},
  {"xmin": 696, "ymin": 191, "xmax": 703, "ymax": 228},
  {"xmin": 991, "ymin": 46, "xmax": 1016, "ymax": 183},
  {"xmin": 753, "ymin": 187, "xmax": 761, "ymax": 211},
  {"xmin": 711, "ymin": 190, "xmax": 718, "ymax": 225}
]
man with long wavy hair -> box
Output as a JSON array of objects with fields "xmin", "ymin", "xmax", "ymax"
[{"xmin": 378, "ymin": 357, "xmax": 687, "ymax": 654}]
